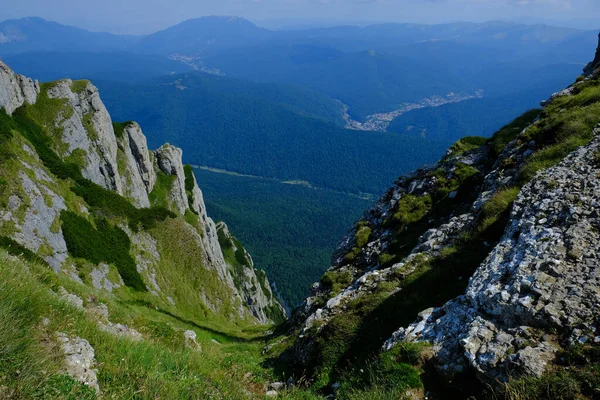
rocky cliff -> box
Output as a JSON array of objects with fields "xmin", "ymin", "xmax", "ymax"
[
  {"xmin": 276, "ymin": 39, "xmax": 600, "ymax": 397},
  {"xmin": 584, "ymin": 32, "xmax": 600, "ymax": 76},
  {"xmin": 0, "ymin": 60, "xmax": 284, "ymax": 325}
]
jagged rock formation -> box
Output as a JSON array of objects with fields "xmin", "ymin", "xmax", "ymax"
[
  {"xmin": 0, "ymin": 60, "xmax": 283, "ymax": 325},
  {"xmin": 584, "ymin": 32, "xmax": 600, "ymax": 76},
  {"xmin": 387, "ymin": 128, "xmax": 600, "ymax": 380},
  {"xmin": 117, "ymin": 122, "xmax": 156, "ymax": 208},
  {"xmin": 282, "ymin": 42, "xmax": 600, "ymax": 393},
  {"xmin": 154, "ymin": 143, "xmax": 188, "ymax": 214},
  {"xmin": 0, "ymin": 60, "xmax": 39, "ymax": 114}
]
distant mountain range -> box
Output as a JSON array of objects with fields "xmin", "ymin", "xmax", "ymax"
[{"xmin": 1, "ymin": 16, "xmax": 596, "ymax": 121}]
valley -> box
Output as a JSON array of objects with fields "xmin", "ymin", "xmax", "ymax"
[
  {"xmin": 0, "ymin": 10, "xmax": 599, "ymax": 399},
  {"xmin": 194, "ymin": 167, "xmax": 371, "ymax": 307},
  {"xmin": 343, "ymin": 90, "xmax": 484, "ymax": 131}
]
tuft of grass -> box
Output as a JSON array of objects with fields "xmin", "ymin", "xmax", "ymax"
[
  {"xmin": 391, "ymin": 194, "xmax": 432, "ymax": 228},
  {"xmin": 490, "ymin": 109, "xmax": 541, "ymax": 157},
  {"xmin": 354, "ymin": 225, "xmax": 372, "ymax": 249},
  {"xmin": 448, "ymin": 136, "xmax": 488, "ymax": 156},
  {"xmin": 477, "ymin": 187, "xmax": 520, "ymax": 233},
  {"xmin": 69, "ymin": 80, "xmax": 90, "ymax": 95},
  {"xmin": 112, "ymin": 121, "xmax": 134, "ymax": 140},
  {"xmin": 320, "ymin": 270, "xmax": 353, "ymax": 296}
]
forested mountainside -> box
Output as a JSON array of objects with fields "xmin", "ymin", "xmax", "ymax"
[
  {"xmin": 269, "ymin": 33, "xmax": 600, "ymax": 399},
  {"xmin": 94, "ymin": 74, "xmax": 449, "ymax": 196}
]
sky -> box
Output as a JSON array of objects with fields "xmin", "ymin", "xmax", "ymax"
[{"xmin": 3, "ymin": 0, "xmax": 600, "ymax": 34}]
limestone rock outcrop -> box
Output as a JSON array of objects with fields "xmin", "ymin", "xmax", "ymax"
[
  {"xmin": 386, "ymin": 128, "xmax": 600, "ymax": 382},
  {"xmin": 0, "ymin": 60, "xmax": 39, "ymax": 114},
  {"xmin": 286, "ymin": 45, "xmax": 600, "ymax": 387},
  {"xmin": 153, "ymin": 143, "xmax": 188, "ymax": 214},
  {"xmin": 0, "ymin": 61, "xmax": 284, "ymax": 325},
  {"xmin": 47, "ymin": 80, "xmax": 122, "ymax": 192},
  {"xmin": 118, "ymin": 122, "xmax": 156, "ymax": 208}
]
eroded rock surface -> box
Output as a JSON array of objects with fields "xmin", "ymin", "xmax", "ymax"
[
  {"xmin": 387, "ymin": 129, "xmax": 600, "ymax": 381},
  {"xmin": 56, "ymin": 333, "xmax": 99, "ymax": 393},
  {"xmin": 0, "ymin": 60, "xmax": 39, "ymax": 114}
]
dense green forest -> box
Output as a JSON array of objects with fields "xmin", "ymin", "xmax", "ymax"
[
  {"xmin": 194, "ymin": 168, "xmax": 370, "ymax": 306},
  {"xmin": 97, "ymin": 74, "xmax": 450, "ymax": 195}
]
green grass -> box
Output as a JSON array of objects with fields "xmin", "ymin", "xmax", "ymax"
[
  {"xmin": 150, "ymin": 217, "xmax": 249, "ymax": 325},
  {"xmin": 22, "ymin": 82, "xmax": 74, "ymax": 147},
  {"xmin": 0, "ymin": 235, "xmax": 48, "ymax": 266},
  {"xmin": 0, "ymin": 250, "xmax": 95, "ymax": 399},
  {"xmin": 516, "ymin": 78, "xmax": 600, "ymax": 183},
  {"xmin": 448, "ymin": 136, "xmax": 488, "ymax": 155},
  {"xmin": 497, "ymin": 345, "xmax": 600, "ymax": 400},
  {"xmin": 319, "ymin": 270, "xmax": 353, "ymax": 297},
  {"xmin": 60, "ymin": 211, "xmax": 147, "ymax": 291},
  {"xmin": 112, "ymin": 121, "xmax": 134, "ymax": 140},
  {"xmin": 391, "ymin": 194, "xmax": 432, "ymax": 228},
  {"xmin": 477, "ymin": 186, "xmax": 520, "ymax": 233},
  {"xmin": 149, "ymin": 170, "xmax": 177, "ymax": 210},
  {"xmin": 354, "ymin": 225, "xmax": 372, "ymax": 249},
  {"xmin": 489, "ymin": 109, "xmax": 541, "ymax": 157},
  {"xmin": 69, "ymin": 80, "xmax": 90, "ymax": 95},
  {"xmin": 0, "ymin": 249, "xmax": 318, "ymax": 399}
]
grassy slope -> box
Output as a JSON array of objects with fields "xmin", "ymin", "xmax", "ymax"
[{"xmin": 0, "ymin": 249, "xmax": 326, "ymax": 399}]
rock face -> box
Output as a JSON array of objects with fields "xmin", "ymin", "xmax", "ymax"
[
  {"xmin": 13, "ymin": 170, "xmax": 68, "ymax": 270},
  {"xmin": 0, "ymin": 60, "xmax": 39, "ymax": 114},
  {"xmin": 48, "ymin": 80, "xmax": 123, "ymax": 192},
  {"xmin": 387, "ymin": 128, "xmax": 600, "ymax": 381},
  {"xmin": 0, "ymin": 62, "xmax": 284, "ymax": 325},
  {"xmin": 584, "ymin": 32, "xmax": 600, "ymax": 76},
  {"xmin": 118, "ymin": 122, "xmax": 156, "ymax": 208},
  {"xmin": 154, "ymin": 143, "xmax": 188, "ymax": 214}
]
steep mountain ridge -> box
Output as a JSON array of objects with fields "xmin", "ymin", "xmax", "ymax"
[
  {"xmin": 0, "ymin": 60, "xmax": 284, "ymax": 325},
  {"xmin": 274, "ymin": 34, "xmax": 600, "ymax": 398}
]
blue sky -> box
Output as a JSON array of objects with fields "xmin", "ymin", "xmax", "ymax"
[{"xmin": 4, "ymin": 0, "xmax": 600, "ymax": 34}]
